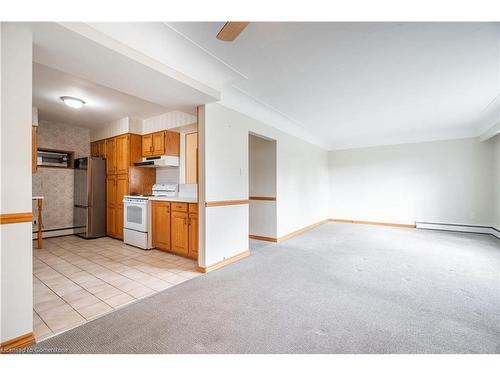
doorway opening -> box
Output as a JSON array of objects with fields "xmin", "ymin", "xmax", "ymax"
[{"xmin": 248, "ymin": 133, "xmax": 277, "ymax": 245}]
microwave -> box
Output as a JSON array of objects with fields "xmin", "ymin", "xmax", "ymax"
[{"xmin": 37, "ymin": 149, "xmax": 74, "ymax": 168}]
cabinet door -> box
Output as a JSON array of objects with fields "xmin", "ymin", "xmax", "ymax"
[
  {"xmin": 91, "ymin": 142, "xmax": 99, "ymax": 157},
  {"xmin": 106, "ymin": 175, "xmax": 117, "ymax": 236},
  {"xmin": 115, "ymin": 135, "xmax": 130, "ymax": 174},
  {"xmin": 164, "ymin": 131, "xmax": 180, "ymax": 156},
  {"xmin": 188, "ymin": 212, "xmax": 198, "ymax": 259},
  {"xmin": 171, "ymin": 211, "xmax": 188, "ymax": 255},
  {"xmin": 105, "ymin": 138, "xmax": 116, "ymax": 174},
  {"xmin": 152, "ymin": 132, "xmax": 165, "ymax": 155},
  {"xmin": 98, "ymin": 140, "xmax": 106, "ymax": 158},
  {"xmin": 116, "ymin": 174, "xmax": 129, "ymax": 209},
  {"xmin": 152, "ymin": 201, "xmax": 171, "ymax": 250},
  {"xmin": 142, "ymin": 134, "xmax": 153, "ymax": 157}
]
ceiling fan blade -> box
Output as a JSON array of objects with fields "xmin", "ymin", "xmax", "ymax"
[{"xmin": 216, "ymin": 22, "xmax": 249, "ymax": 41}]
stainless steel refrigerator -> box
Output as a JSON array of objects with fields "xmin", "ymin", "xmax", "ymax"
[{"xmin": 74, "ymin": 157, "xmax": 106, "ymax": 239}]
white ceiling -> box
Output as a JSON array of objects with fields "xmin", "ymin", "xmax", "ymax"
[
  {"xmin": 30, "ymin": 22, "xmax": 220, "ymax": 127},
  {"xmin": 33, "ymin": 63, "xmax": 170, "ymax": 127},
  {"xmin": 166, "ymin": 22, "xmax": 499, "ymax": 149}
]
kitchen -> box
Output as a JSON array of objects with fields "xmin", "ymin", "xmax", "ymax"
[
  {"xmin": 31, "ymin": 62, "xmax": 201, "ymax": 341},
  {"xmin": 91, "ymin": 121, "xmax": 199, "ymax": 259}
]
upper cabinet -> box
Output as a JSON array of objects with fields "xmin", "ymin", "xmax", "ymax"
[
  {"xmin": 142, "ymin": 131, "xmax": 165, "ymax": 157},
  {"xmin": 142, "ymin": 130, "xmax": 179, "ymax": 157},
  {"xmin": 165, "ymin": 131, "xmax": 180, "ymax": 156},
  {"xmin": 91, "ymin": 140, "xmax": 106, "ymax": 158}
]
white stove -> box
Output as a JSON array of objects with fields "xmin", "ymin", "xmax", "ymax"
[
  {"xmin": 152, "ymin": 183, "xmax": 178, "ymax": 197},
  {"xmin": 123, "ymin": 195, "xmax": 152, "ymax": 250},
  {"xmin": 122, "ymin": 184, "xmax": 178, "ymax": 250}
]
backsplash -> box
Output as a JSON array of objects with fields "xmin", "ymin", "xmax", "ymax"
[
  {"xmin": 156, "ymin": 167, "xmax": 180, "ymax": 184},
  {"xmin": 32, "ymin": 119, "xmax": 90, "ymax": 232}
]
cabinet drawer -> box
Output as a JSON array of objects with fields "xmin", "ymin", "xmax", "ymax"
[
  {"xmin": 171, "ymin": 202, "xmax": 188, "ymax": 212},
  {"xmin": 152, "ymin": 201, "xmax": 170, "ymax": 210},
  {"xmin": 188, "ymin": 203, "xmax": 198, "ymax": 213}
]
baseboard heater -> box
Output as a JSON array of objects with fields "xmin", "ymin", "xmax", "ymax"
[
  {"xmin": 32, "ymin": 226, "xmax": 83, "ymax": 240},
  {"xmin": 416, "ymin": 222, "xmax": 500, "ymax": 239}
]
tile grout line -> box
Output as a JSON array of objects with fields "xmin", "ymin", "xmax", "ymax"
[
  {"xmin": 32, "ymin": 237, "xmax": 199, "ymax": 340},
  {"xmin": 31, "ymin": 293, "xmax": 55, "ymax": 338},
  {"xmin": 35, "ymin": 253, "xmax": 117, "ymax": 311}
]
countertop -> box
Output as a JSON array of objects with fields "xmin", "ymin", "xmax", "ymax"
[
  {"xmin": 32, "ymin": 196, "xmax": 44, "ymax": 200},
  {"xmin": 125, "ymin": 195, "xmax": 198, "ymax": 203}
]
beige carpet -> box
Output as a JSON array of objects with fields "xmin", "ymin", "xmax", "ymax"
[{"xmin": 32, "ymin": 223, "xmax": 500, "ymax": 353}]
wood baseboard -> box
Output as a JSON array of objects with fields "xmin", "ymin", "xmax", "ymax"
[
  {"xmin": 0, "ymin": 332, "xmax": 35, "ymax": 353},
  {"xmin": 329, "ymin": 218, "xmax": 416, "ymax": 228},
  {"xmin": 0, "ymin": 212, "xmax": 33, "ymax": 225},
  {"xmin": 197, "ymin": 250, "xmax": 250, "ymax": 273},
  {"xmin": 249, "ymin": 234, "xmax": 278, "ymax": 242},
  {"xmin": 277, "ymin": 219, "xmax": 329, "ymax": 243}
]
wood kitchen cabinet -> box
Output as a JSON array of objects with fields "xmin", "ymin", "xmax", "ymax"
[
  {"xmin": 105, "ymin": 173, "xmax": 129, "ymax": 239},
  {"xmin": 171, "ymin": 210, "xmax": 189, "ymax": 256},
  {"xmin": 116, "ymin": 135, "xmax": 130, "ymax": 174},
  {"xmin": 142, "ymin": 130, "xmax": 179, "ymax": 157},
  {"xmin": 106, "ymin": 175, "xmax": 117, "ymax": 237},
  {"xmin": 96, "ymin": 133, "xmax": 143, "ymax": 239},
  {"xmin": 142, "ymin": 131, "xmax": 165, "ymax": 157},
  {"xmin": 105, "ymin": 138, "xmax": 116, "ymax": 174},
  {"xmin": 152, "ymin": 201, "xmax": 171, "ymax": 250},
  {"xmin": 188, "ymin": 204, "xmax": 198, "ymax": 258},
  {"xmin": 165, "ymin": 131, "xmax": 180, "ymax": 156},
  {"xmin": 91, "ymin": 140, "xmax": 106, "ymax": 158},
  {"xmin": 152, "ymin": 201, "xmax": 198, "ymax": 259}
]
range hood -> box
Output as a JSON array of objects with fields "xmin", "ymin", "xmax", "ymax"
[{"xmin": 134, "ymin": 155, "xmax": 179, "ymax": 168}]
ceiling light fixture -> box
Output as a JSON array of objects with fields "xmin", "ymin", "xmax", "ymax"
[{"xmin": 60, "ymin": 96, "xmax": 85, "ymax": 109}]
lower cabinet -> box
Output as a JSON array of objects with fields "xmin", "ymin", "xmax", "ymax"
[
  {"xmin": 171, "ymin": 211, "xmax": 189, "ymax": 256},
  {"xmin": 151, "ymin": 201, "xmax": 198, "ymax": 259},
  {"xmin": 188, "ymin": 211, "xmax": 198, "ymax": 258},
  {"xmin": 152, "ymin": 201, "xmax": 171, "ymax": 250}
]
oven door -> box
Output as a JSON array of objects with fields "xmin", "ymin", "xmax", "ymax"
[{"xmin": 124, "ymin": 201, "xmax": 148, "ymax": 232}]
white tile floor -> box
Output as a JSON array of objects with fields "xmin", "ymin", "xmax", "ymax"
[{"xmin": 33, "ymin": 235, "xmax": 200, "ymax": 341}]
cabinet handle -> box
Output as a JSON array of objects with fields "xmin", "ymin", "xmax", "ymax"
[{"xmin": 184, "ymin": 217, "xmax": 187, "ymax": 225}]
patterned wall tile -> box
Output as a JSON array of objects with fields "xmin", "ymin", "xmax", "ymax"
[{"xmin": 33, "ymin": 120, "xmax": 90, "ymax": 231}]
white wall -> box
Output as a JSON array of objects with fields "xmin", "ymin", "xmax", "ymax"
[
  {"xmin": 249, "ymin": 134, "xmax": 277, "ymax": 238},
  {"xmin": 90, "ymin": 117, "xmax": 130, "ymax": 141},
  {"xmin": 200, "ymin": 103, "xmax": 329, "ymax": 267},
  {"xmin": 142, "ymin": 111, "xmax": 196, "ymax": 134},
  {"xmin": 0, "ymin": 23, "xmax": 33, "ymax": 342},
  {"xmin": 329, "ymin": 137, "xmax": 495, "ymax": 226},
  {"xmin": 493, "ymin": 135, "xmax": 500, "ymax": 229}
]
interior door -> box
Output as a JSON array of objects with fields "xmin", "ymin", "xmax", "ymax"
[
  {"xmin": 115, "ymin": 135, "xmax": 130, "ymax": 174},
  {"xmin": 105, "ymin": 138, "xmax": 116, "ymax": 174},
  {"xmin": 185, "ymin": 132, "xmax": 198, "ymax": 184}
]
